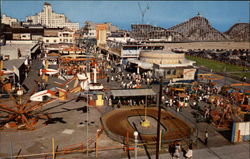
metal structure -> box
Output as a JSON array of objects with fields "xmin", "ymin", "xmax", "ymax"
[
  {"xmin": 138, "ymin": 3, "xmax": 149, "ymax": 24},
  {"xmin": 0, "ymin": 93, "xmax": 53, "ymax": 130},
  {"xmin": 224, "ymin": 23, "xmax": 250, "ymax": 42},
  {"xmin": 131, "ymin": 24, "xmax": 176, "ymax": 41},
  {"xmin": 130, "ymin": 14, "xmax": 249, "ymax": 42},
  {"xmin": 167, "ymin": 14, "xmax": 229, "ymax": 41}
]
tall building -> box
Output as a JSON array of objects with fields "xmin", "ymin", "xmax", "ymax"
[
  {"xmin": 96, "ymin": 24, "xmax": 108, "ymax": 46},
  {"xmin": 1, "ymin": 14, "xmax": 18, "ymax": 26},
  {"xmin": 26, "ymin": 2, "xmax": 79, "ymax": 31}
]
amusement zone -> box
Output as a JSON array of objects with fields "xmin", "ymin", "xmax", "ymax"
[{"xmin": 0, "ymin": 1, "xmax": 249, "ymax": 159}]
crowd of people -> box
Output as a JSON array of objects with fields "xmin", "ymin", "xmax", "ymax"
[{"xmin": 168, "ymin": 142, "xmax": 193, "ymax": 159}]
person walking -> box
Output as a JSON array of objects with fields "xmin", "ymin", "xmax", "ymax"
[
  {"xmin": 168, "ymin": 143, "xmax": 175, "ymax": 159},
  {"xmin": 174, "ymin": 142, "xmax": 181, "ymax": 159},
  {"xmin": 184, "ymin": 144, "xmax": 193, "ymax": 159},
  {"xmin": 107, "ymin": 76, "xmax": 109, "ymax": 83},
  {"xmin": 108, "ymin": 98, "xmax": 112, "ymax": 107},
  {"xmin": 205, "ymin": 130, "xmax": 208, "ymax": 145}
]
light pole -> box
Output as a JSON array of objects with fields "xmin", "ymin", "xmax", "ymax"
[
  {"xmin": 134, "ymin": 131, "xmax": 138, "ymax": 159},
  {"xmin": 156, "ymin": 78, "xmax": 163, "ymax": 159},
  {"xmin": 96, "ymin": 128, "xmax": 101, "ymax": 157},
  {"xmin": 17, "ymin": 84, "xmax": 24, "ymax": 105},
  {"xmin": 86, "ymin": 92, "xmax": 89, "ymax": 157}
]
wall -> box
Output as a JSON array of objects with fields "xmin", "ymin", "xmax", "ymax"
[
  {"xmin": 162, "ymin": 42, "xmax": 249, "ymax": 50},
  {"xmin": 20, "ymin": 33, "xmax": 31, "ymax": 40},
  {"xmin": 121, "ymin": 49, "xmax": 140, "ymax": 58},
  {"xmin": 43, "ymin": 37, "xmax": 59, "ymax": 44},
  {"xmin": 13, "ymin": 33, "xmax": 21, "ymax": 40},
  {"xmin": 6, "ymin": 40, "xmax": 37, "ymax": 44}
]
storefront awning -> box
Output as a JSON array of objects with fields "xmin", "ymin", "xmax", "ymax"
[
  {"xmin": 127, "ymin": 59, "xmax": 153, "ymax": 69},
  {"xmin": 111, "ymin": 89, "xmax": 156, "ymax": 97}
]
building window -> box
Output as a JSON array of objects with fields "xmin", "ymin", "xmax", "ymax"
[
  {"xmin": 54, "ymin": 40, "xmax": 57, "ymax": 43},
  {"xmin": 46, "ymin": 40, "xmax": 49, "ymax": 42},
  {"xmin": 172, "ymin": 70, "xmax": 176, "ymax": 75},
  {"xmin": 166, "ymin": 70, "xmax": 171, "ymax": 75}
]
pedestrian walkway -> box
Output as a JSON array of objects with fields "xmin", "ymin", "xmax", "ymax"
[
  {"xmin": 22, "ymin": 58, "xmax": 43, "ymax": 92},
  {"xmin": 125, "ymin": 142, "xmax": 249, "ymax": 159}
]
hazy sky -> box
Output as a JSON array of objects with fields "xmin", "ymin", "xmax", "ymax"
[{"xmin": 2, "ymin": 1, "xmax": 249, "ymax": 32}]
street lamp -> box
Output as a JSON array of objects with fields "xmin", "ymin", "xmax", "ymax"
[
  {"xmin": 86, "ymin": 91, "xmax": 89, "ymax": 157},
  {"xmin": 17, "ymin": 85, "xmax": 24, "ymax": 105},
  {"xmin": 141, "ymin": 95, "xmax": 150, "ymax": 127},
  {"xmin": 134, "ymin": 131, "xmax": 138, "ymax": 159},
  {"xmin": 96, "ymin": 128, "xmax": 101, "ymax": 157}
]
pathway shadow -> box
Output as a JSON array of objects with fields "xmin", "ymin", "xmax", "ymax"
[
  {"xmin": 44, "ymin": 117, "xmax": 67, "ymax": 125},
  {"xmin": 218, "ymin": 129, "xmax": 232, "ymax": 141}
]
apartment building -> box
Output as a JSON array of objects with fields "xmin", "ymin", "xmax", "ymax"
[{"xmin": 26, "ymin": 2, "xmax": 79, "ymax": 31}]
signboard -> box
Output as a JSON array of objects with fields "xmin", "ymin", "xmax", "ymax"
[
  {"xmin": 183, "ymin": 68, "xmax": 196, "ymax": 80},
  {"xmin": 231, "ymin": 122, "xmax": 250, "ymax": 142},
  {"xmin": 121, "ymin": 49, "xmax": 140, "ymax": 58}
]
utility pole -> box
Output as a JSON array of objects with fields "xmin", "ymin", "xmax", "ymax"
[
  {"xmin": 86, "ymin": 92, "xmax": 89, "ymax": 157},
  {"xmin": 156, "ymin": 78, "xmax": 163, "ymax": 159}
]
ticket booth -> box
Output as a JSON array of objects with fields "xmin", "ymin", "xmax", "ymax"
[
  {"xmin": 96, "ymin": 94, "xmax": 104, "ymax": 106},
  {"xmin": 88, "ymin": 95, "xmax": 95, "ymax": 106}
]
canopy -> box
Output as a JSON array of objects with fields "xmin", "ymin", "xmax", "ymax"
[{"xmin": 111, "ymin": 89, "xmax": 156, "ymax": 97}]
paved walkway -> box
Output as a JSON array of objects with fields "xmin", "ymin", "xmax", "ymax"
[
  {"xmin": 22, "ymin": 58, "xmax": 43, "ymax": 93},
  {"xmin": 126, "ymin": 142, "xmax": 249, "ymax": 159}
]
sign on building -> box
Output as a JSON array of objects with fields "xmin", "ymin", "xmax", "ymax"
[
  {"xmin": 231, "ymin": 122, "xmax": 250, "ymax": 142},
  {"xmin": 183, "ymin": 68, "xmax": 196, "ymax": 80}
]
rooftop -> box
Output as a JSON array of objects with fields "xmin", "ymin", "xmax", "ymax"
[
  {"xmin": 141, "ymin": 50, "xmax": 177, "ymax": 54},
  {"xmin": 3, "ymin": 59, "xmax": 26, "ymax": 70},
  {"xmin": 111, "ymin": 89, "xmax": 156, "ymax": 97},
  {"xmin": 1, "ymin": 42, "xmax": 36, "ymax": 60}
]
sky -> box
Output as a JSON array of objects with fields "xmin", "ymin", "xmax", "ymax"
[{"xmin": 1, "ymin": 1, "xmax": 249, "ymax": 32}]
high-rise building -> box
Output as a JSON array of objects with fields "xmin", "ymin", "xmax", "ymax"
[{"xmin": 26, "ymin": 2, "xmax": 79, "ymax": 31}]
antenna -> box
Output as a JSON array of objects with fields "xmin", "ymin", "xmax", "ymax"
[
  {"xmin": 138, "ymin": 2, "xmax": 149, "ymax": 24},
  {"xmin": 197, "ymin": 11, "xmax": 202, "ymax": 17}
]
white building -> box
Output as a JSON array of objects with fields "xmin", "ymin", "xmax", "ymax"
[
  {"xmin": 43, "ymin": 36, "xmax": 60, "ymax": 44},
  {"xmin": 2, "ymin": 14, "xmax": 18, "ymax": 26},
  {"xmin": 58, "ymin": 28, "xmax": 74, "ymax": 43},
  {"xmin": 13, "ymin": 33, "xmax": 31, "ymax": 40},
  {"xmin": 26, "ymin": 2, "xmax": 79, "ymax": 31},
  {"xmin": 128, "ymin": 50, "xmax": 196, "ymax": 82},
  {"xmin": 82, "ymin": 21, "xmax": 97, "ymax": 38},
  {"xmin": 43, "ymin": 27, "xmax": 74, "ymax": 44}
]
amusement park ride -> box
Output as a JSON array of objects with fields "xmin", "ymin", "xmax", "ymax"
[
  {"xmin": 0, "ymin": 70, "xmax": 14, "ymax": 76},
  {"xmin": 198, "ymin": 74, "xmax": 250, "ymax": 128},
  {"xmin": 40, "ymin": 68, "xmax": 59, "ymax": 76},
  {"xmin": 0, "ymin": 50, "xmax": 108, "ymax": 130},
  {"xmin": 0, "ymin": 86, "xmax": 55, "ymax": 130}
]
